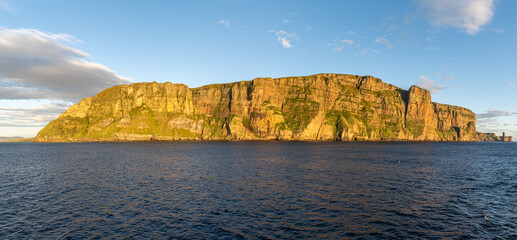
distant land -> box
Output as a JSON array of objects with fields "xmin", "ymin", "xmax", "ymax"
[
  {"xmin": 0, "ymin": 136, "xmax": 23, "ymax": 141},
  {"xmin": 33, "ymin": 74, "xmax": 512, "ymax": 142},
  {"xmin": 0, "ymin": 136, "xmax": 25, "ymax": 142}
]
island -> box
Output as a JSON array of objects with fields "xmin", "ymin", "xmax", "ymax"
[{"xmin": 33, "ymin": 74, "xmax": 512, "ymax": 142}]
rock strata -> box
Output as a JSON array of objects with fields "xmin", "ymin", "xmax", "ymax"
[{"xmin": 34, "ymin": 74, "xmax": 509, "ymax": 142}]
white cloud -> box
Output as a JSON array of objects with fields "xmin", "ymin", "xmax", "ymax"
[
  {"xmin": 340, "ymin": 39, "xmax": 354, "ymax": 45},
  {"xmin": 477, "ymin": 117, "xmax": 497, "ymax": 127},
  {"xmin": 415, "ymin": 75, "xmax": 448, "ymax": 93},
  {"xmin": 476, "ymin": 113, "xmax": 517, "ymax": 139},
  {"xmin": 508, "ymin": 81, "xmax": 515, "ymax": 86},
  {"xmin": 218, "ymin": 19, "xmax": 230, "ymax": 28},
  {"xmin": 374, "ymin": 36, "xmax": 393, "ymax": 49},
  {"xmin": 331, "ymin": 39, "xmax": 355, "ymax": 52},
  {"xmin": 418, "ymin": 0, "xmax": 496, "ymax": 35},
  {"xmin": 476, "ymin": 108, "xmax": 510, "ymax": 119},
  {"xmin": 0, "ymin": 101, "xmax": 71, "ymax": 127},
  {"xmin": 346, "ymin": 30, "xmax": 356, "ymax": 35},
  {"xmin": 0, "ymin": 28, "xmax": 130, "ymax": 102},
  {"xmin": 269, "ymin": 30, "xmax": 295, "ymax": 48},
  {"xmin": 281, "ymin": 19, "xmax": 292, "ymax": 24},
  {"xmin": 279, "ymin": 37, "xmax": 292, "ymax": 48}
]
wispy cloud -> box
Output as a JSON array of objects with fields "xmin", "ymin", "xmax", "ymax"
[
  {"xmin": 434, "ymin": 73, "xmax": 454, "ymax": 81},
  {"xmin": 488, "ymin": 28, "xmax": 504, "ymax": 33},
  {"xmin": 476, "ymin": 108, "xmax": 511, "ymax": 119},
  {"xmin": 508, "ymin": 81, "xmax": 515, "ymax": 87},
  {"xmin": 281, "ymin": 19, "xmax": 292, "ymax": 24},
  {"xmin": 346, "ymin": 30, "xmax": 356, "ymax": 35},
  {"xmin": 333, "ymin": 46, "xmax": 344, "ymax": 52},
  {"xmin": 355, "ymin": 48, "xmax": 379, "ymax": 56},
  {"xmin": 476, "ymin": 111, "xmax": 517, "ymax": 138},
  {"xmin": 0, "ymin": 0, "xmax": 14, "ymax": 14},
  {"xmin": 0, "ymin": 101, "xmax": 71, "ymax": 127},
  {"xmin": 332, "ymin": 39, "xmax": 355, "ymax": 52},
  {"xmin": 0, "ymin": 28, "xmax": 130, "ymax": 102},
  {"xmin": 441, "ymin": 64, "xmax": 453, "ymax": 70},
  {"xmin": 477, "ymin": 117, "xmax": 498, "ymax": 127},
  {"xmin": 268, "ymin": 30, "xmax": 296, "ymax": 48},
  {"xmin": 415, "ymin": 75, "xmax": 448, "ymax": 93},
  {"xmin": 374, "ymin": 36, "xmax": 393, "ymax": 49},
  {"xmin": 218, "ymin": 19, "xmax": 230, "ymax": 28},
  {"xmin": 418, "ymin": 0, "xmax": 496, "ymax": 35}
]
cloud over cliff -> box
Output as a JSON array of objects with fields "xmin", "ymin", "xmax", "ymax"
[{"xmin": 415, "ymin": 75, "xmax": 448, "ymax": 93}]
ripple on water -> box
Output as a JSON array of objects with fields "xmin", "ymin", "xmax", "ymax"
[{"xmin": 0, "ymin": 141, "xmax": 516, "ymax": 239}]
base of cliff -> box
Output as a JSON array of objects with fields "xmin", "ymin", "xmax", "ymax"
[{"xmin": 32, "ymin": 133, "xmax": 511, "ymax": 143}]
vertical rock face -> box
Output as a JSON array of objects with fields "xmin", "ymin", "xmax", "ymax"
[
  {"xmin": 405, "ymin": 86, "xmax": 437, "ymax": 140},
  {"xmin": 34, "ymin": 73, "xmax": 499, "ymax": 142}
]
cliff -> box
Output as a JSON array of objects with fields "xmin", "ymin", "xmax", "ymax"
[{"xmin": 33, "ymin": 74, "xmax": 506, "ymax": 142}]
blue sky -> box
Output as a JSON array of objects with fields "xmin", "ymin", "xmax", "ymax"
[{"xmin": 0, "ymin": 0, "xmax": 516, "ymax": 138}]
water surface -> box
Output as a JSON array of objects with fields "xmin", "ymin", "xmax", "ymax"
[{"xmin": 1, "ymin": 142, "xmax": 516, "ymax": 239}]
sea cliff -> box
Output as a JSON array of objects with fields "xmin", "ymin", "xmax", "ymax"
[{"xmin": 34, "ymin": 74, "xmax": 510, "ymax": 142}]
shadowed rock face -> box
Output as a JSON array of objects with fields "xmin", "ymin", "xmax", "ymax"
[{"xmin": 34, "ymin": 73, "xmax": 498, "ymax": 142}]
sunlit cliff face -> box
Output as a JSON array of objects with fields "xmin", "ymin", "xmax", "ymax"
[{"xmin": 34, "ymin": 74, "xmax": 497, "ymax": 142}]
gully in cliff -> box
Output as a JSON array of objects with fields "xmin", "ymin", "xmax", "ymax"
[{"xmin": 33, "ymin": 74, "xmax": 512, "ymax": 142}]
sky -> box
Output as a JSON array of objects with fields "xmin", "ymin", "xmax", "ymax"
[{"xmin": 0, "ymin": 0, "xmax": 516, "ymax": 138}]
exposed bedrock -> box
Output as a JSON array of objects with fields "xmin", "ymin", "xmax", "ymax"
[{"xmin": 34, "ymin": 74, "xmax": 504, "ymax": 142}]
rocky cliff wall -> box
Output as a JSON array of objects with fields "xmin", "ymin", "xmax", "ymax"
[{"xmin": 34, "ymin": 73, "xmax": 494, "ymax": 142}]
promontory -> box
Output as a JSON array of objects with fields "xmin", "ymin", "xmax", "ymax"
[{"xmin": 33, "ymin": 74, "xmax": 511, "ymax": 142}]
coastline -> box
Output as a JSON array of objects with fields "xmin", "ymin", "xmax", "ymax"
[{"xmin": 29, "ymin": 137, "xmax": 512, "ymax": 143}]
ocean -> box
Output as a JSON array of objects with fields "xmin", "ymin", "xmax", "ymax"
[{"xmin": 1, "ymin": 142, "xmax": 516, "ymax": 239}]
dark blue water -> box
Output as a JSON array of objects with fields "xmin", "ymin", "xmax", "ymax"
[{"xmin": 1, "ymin": 142, "xmax": 516, "ymax": 239}]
